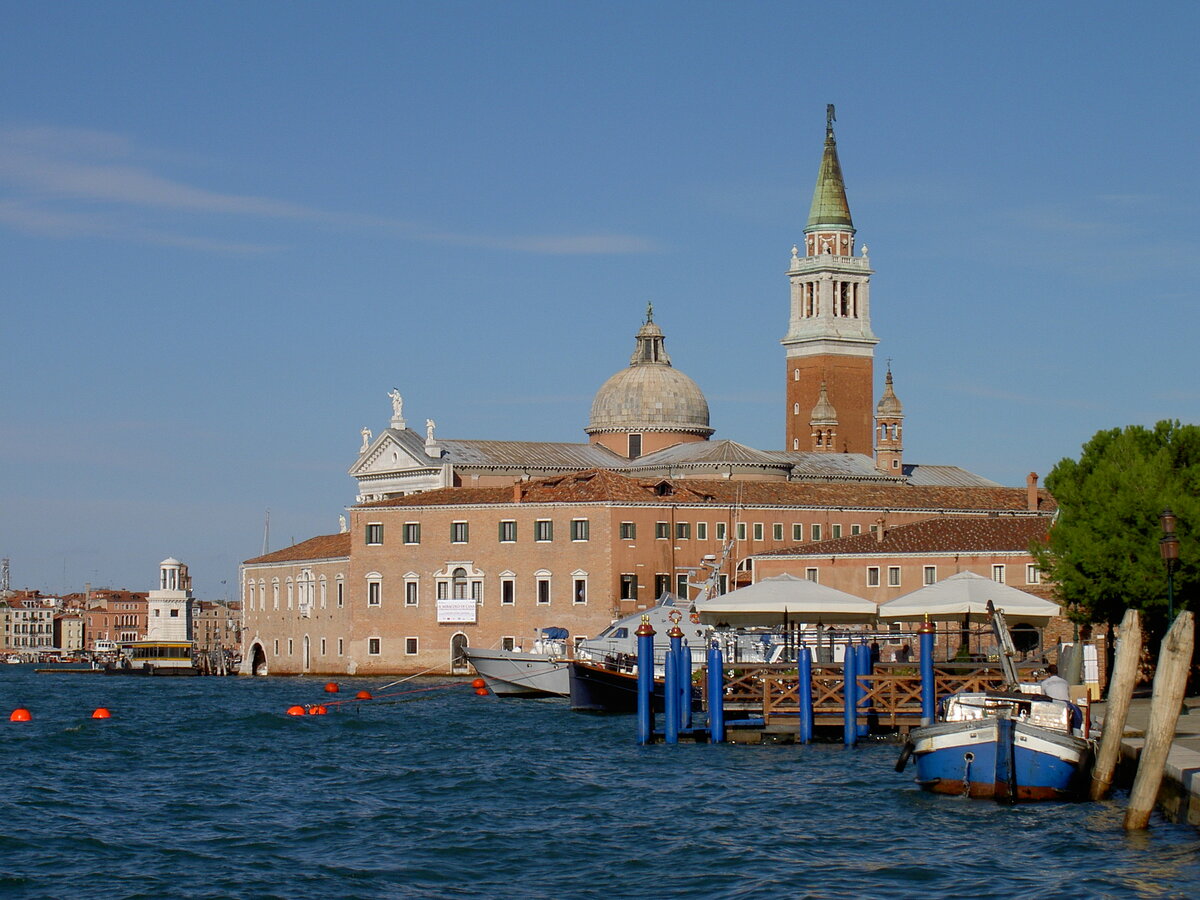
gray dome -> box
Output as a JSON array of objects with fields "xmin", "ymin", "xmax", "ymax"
[{"xmin": 586, "ymin": 308, "xmax": 713, "ymax": 436}]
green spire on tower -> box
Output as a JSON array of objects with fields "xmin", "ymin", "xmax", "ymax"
[{"xmin": 804, "ymin": 104, "xmax": 855, "ymax": 233}]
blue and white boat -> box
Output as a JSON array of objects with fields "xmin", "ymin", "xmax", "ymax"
[{"xmin": 897, "ymin": 603, "xmax": 1093, "ymax": 802}]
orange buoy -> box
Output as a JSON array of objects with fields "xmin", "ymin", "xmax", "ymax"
[
  {"xmin": 324, "ymin": 682, "xmax": 340, "ymax": 693},
  {"xmin": 9, "ymin": 708, "xmax": 32, "ymax": 722},
  {"xmin": 471, "ymin": 678, "xmax": 486, "ymax": 689},
  {"xmin": 355, "ymin": 690, "xmax": 372, "ymax": 700},
  {"xmin": 474, "ymin": 687, "xmax": 489, "ymax": 696},
  {"xmin": 286, "ymin": 705, "xmax": 306, "ymax": 716},
  {"xmin": 308, "ymin": 705, "xmax": 328, "ymax": 715},
  {"xmin": 91, "ymin": 707, "xmax": 112, "ymax": 719}
]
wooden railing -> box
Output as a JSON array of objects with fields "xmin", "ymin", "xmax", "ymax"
[{"xmin": 719, "ymin": 663, "xmax": 1008, "ymax": 727}]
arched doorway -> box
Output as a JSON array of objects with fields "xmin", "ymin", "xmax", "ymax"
[
  {"xmin": 249, "ymin": 641, "xmax": 268, "ymax": 676},
  {"xmin": 450, "ymin": 632, "xmax": 470, "ymax": 674}
]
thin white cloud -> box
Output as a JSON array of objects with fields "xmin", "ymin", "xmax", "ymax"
[{"xmin": 0, "ymin": 124, "xmax": 658, "ymax": 256}]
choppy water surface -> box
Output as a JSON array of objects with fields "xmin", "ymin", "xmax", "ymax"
[{"xmin": 2, "ymin": 668, "xmax": 1198, "ymax": 899}]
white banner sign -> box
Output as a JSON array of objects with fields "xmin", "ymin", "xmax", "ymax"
[{"xmin": 436, "ymin": 598, "xmax": 477, "ymax": 624}]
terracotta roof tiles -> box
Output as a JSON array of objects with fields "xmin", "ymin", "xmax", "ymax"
[
  {"xmin": 755, "ymin": 516, "xmax": 1051, "ymax": 558},
  {"xmin": 243, "ymin": 532, "xmax": 352, "ymax": 566}
]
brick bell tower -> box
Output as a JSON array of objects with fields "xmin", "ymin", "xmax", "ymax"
[{"xmin": 783, "ymin": 106, "xmax": 878, "ymax": 455}]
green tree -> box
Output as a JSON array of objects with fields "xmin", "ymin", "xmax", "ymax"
[{"xmin": 1032, "ymin": 421, "xmax": 1198, "ymax": 629}]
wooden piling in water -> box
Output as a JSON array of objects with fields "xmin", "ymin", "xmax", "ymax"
[
  {"xmin": 1123, "ymin": 611, "xmax": 1195, "ymax": 831},
  {"xmin": 1090, "ymin": 608, "xmax": 1142, "ymax": 801}
]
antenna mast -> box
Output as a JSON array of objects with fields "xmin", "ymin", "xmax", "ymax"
[{"xmin": 262, "ymin": 510, "xmax": 271, "ymax": 556}]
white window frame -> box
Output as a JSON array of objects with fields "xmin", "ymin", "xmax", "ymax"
[
  {"xmin": 619, "ymin": 521, "xmax": 636, "ymax": 541},
  {"xmin": 451, "ymin": 521, "xmax": 469, "ymax": 544},
  {"xmin": 753, "ymin": 523, "xmax": 764, "ymax": 541},
  {"xmin": 535, "ymin": 519, "xmax": 553, "ymax": 542},
  {"xmin": 992, "ymin": 564, "xmax": 1006, "ymax": 584},
  {"xmin": 403, "ymin": 522, "xmax": 421, "ymax": 544},
  {"xmin": 367, "ymin": 637, "xmax": 381, "ymax": 656},
  {"xmin": 404, "ymin": 574, "xmax": 420, "ymax": 607},
  {"xmin": 736, "ymin": 523, "xmax": 747, "ymax": 541},
  {"xmin": 365, "ymin": 522, "xmax": 383, "ymax": 546},
  {"xmin": 499, "ymin": 519, "xmax": 517, "ymax": 543},
  {"xmin": 805, "ymin": 568, "xmax": 819, "ymax": 583},
  {"xmin": 499, "ymin": 571, "xmax": 516, "ymax": 606},
  {"xmin": 571, "ymin": 519, "xmax": 590, "ymax": 542},
  {"xmin": 1026, "ymin": 564, "xmax": 1040, "ymax": 585},
  {"xmin": 867, "ymin": 566, "xmax": 880, "ymax": 587},
  {"xmin": 811, "ymin": 524, "xmax": 822, "ymax": 541},
  {"xmin": 535, "ymin": 570, "xmax": 552, "ymax": 605},
  {"xmin": 887, "ymin": 566, "xmax": 901, "ymax": 587},
  {"xmin": 696, "ymin": 522, "xmax": 708, "ymax": 541},
  {"xmin": 772, "ymin": 523, "xmax": 784, "ymax": 541},
  {"xmin": 924, "ymin": 565, "xmax": 937, "ymax": 585},
  {"xmin": 715, "ymin": 522, "xmax": 727, "ymax": 541},
  {"xmin": 572, "ymin": 570, "xmax": 588, "ymax": 605},
  {"xmin": 366, "ymin": 572, "xmax": 382, "ymax": 607},
  {"xmin": 405, "ymin": 637, "xmax": 419, "ymax": 655}
]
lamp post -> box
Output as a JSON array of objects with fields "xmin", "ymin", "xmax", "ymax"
[{"xmin": 1159, "ymin": 508, "xmax": 1180, "ymax": 620}]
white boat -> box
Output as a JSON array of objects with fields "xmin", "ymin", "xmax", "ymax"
[{"xmin": 465, "ymin": 627, "xmax": 571, "ymax": 697}]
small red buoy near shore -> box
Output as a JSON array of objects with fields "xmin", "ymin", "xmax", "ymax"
[
  {"xmin": 324, "ymin": 682, "xmax": 339, "ymax": 693},
  {"xmin": 91, "ymin": 708, "xmax": 112, "ymax": 719},
  {"xmin": 308, "ymin": 705, "xmax": 328, "ymax": 715},
  {"xmin": 471, "ymin": 678, "xmax": 486, "ymax": 689},
  {"xmin": 286, "ymin": 705, "xmax": 306, "ymax": 716},
  {"xmin": 474, "ymin": 687, "xmax": 489, "ymax": 696},
  {"xmin": 10, "ymin": 708, "xmax": 32, "ymax": 722},
  {"xmin": 355, "ymin": 690, "xmax": 372, "ymax": 700}
]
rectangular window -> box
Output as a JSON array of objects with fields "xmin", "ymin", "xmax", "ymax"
[
  {"xmin": 772, "ymin": 523, "xmax": 783, "ymax": 541},
  {"xmin": 499, "ymin": 520, "xmax": 517, "ymax": 542},
  {"xmin": 628, "ymin": 433, "xmax": 642, "ymax": 458},
  {"xmin": 867, "ymin": 566, "xmax": 880, "ymax": 587},
  {"xmin": 502, "ymin": 637, "xmax": 515, "ymax": 652},
  {"xmin": 535, "ymin": 520, "xmax": 553, "ymax": 542},
  {"xmin": 655, "ymin": 574, "xmax": 670, "ymax": 598},
  {"xmin": 451, "ymin": 521, "xmax": 469, "ymax": 543},
  {"xmin": 573, "ymin": 578, "xmax": 587, "ymax": 604},
  {"xmin": 337, "ymin": 638, "xmax": 344, "ymax": 656},
  {"xmin": 365, "ymin": 523, "xmax": 383, "ymax": 545},
  {"xmin": 805, "ymin": 568, "xmax": 819, "ymax": 583},
  {"xmin": 619, "ymin": 521, "xmax": 636, "ymax": 540},
  {"xmin": 718, "ymin": 573, "xmax": 728, "ymax": 594},
  {"xmin": 696, "ymin": 522, "xmax": 708, "ymax": 540},
  {"xmin": 337, "ymin": 581, "xmax": 344, "ymax": 608},
  {"xmin": 715, "ymin": 522, "xmax": 727, "ymax": 541},
  {"xmin": 1026, "ymin": 564, "xmax": 1040, "ymax": 585},
  {"xmin": 992, "ymin": 564, "xmax": 1006, "ymax": 584},
  {"xmin": 536, "ymin": 578, "xmax": 551, "ymax": 605},
  {"xmin": 675, "ymin": 522, "xmax": 690, "ymax": 540},
  {"xmin": 405, "ymin": 580, "xmax": 418, "ymax": 607},
  {"xmin": 273, "ymin": 639, "xmax": 279, "ymax": 656},
  {"xmin": 811, "ymin": 524, "xmax": 822, "ymax": 541},
  {"xmin": 675, "ymin": 574, "xmax": 689, "ymax": 599},
  {"xmin": 404, "ymin": 637, "xmax": 418, "ymax": 655},
  {"xmin": 736, "ymin": 523, "xmax": 747, "ymax": 541},
  {"xmin": 367, "ymin": 581, "xmax": 381, "ymax": 607},
  {"xmin": 288, "ymin": 639, "xmax": 293, "ymax": 656},
  {"xmin": 924, "ymin": 565, "xmax": 937, "ymax": 585},
  {"xmin": 793, "ymin": 524, "xmax": 804, "ymax": 542},
  {"xmin": 655, "ymin": 521, "xmax": 669, "ymax": 539},
  {"xmin": 620, "ymin": 574, "xmax": 637, "ymax": 600},
  {"xmin": 888, "ymin": 566, "xmax": 901, "ymax": 587},
  {"xmin": 320, "ymin": 638, "xmax": 327, "ymax": 656},
  {"xmin": 501, "ymin": 579, "xmax": 515, "ymax": 605},
  {"xmin": 368, "ymin": 638, "xmax": 381, "ymax": 655},
  {"xmin": 753, "ymin": 523, "xmax": 764, "ymax": 541},
  {"xmin": 851, "ymin": 524, "xmax": 861, "ymax": 536},
  {"xmin": 832, "ymin": 524, "xmax": 842, "ymax": 539},
  {"xmin": 571, "ymin": 519, "xmax": 590, "ymax": 541},
  {"xmin": 403, "ymin": 522, "xmax": 420, "ymax": 544}
]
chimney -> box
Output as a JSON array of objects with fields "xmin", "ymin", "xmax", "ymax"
[
  {"xmin": 874, "ymin": 516, "xmax": 886, "ymax": 543},
  {"xmin": 1026, "ymin": 472, "xmax": 1039, "ymax": 511},
  {"xmin": 513, "ymin": 482, "xmax": 525, "ymax": 503}
]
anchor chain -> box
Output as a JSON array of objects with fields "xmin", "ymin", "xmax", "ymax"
[{"xmin": 962, "ymin": 752, "xmax": 974, "ymax": 798}]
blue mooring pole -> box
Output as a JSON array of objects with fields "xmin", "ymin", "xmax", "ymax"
[
  {"xmin": 664, "ymin": 647, "xmax": 679, "ymax": 745},
  {"xmin": 843, "ymin": 642, "xmax": 858, "ymax": 747},
  {"xmin": 918, "ymin": 621, "xmax": 936, "ymax": 726},
  {"xmin": 681, "ymin": 639, "xmax": 693, "ymax": 731},
  {"xmin": 856, "ymin": 641, "xmax": 871, "ymax": 738},
  {"xmin": 667, "ymin": 623, "xmax": 686, "ymax": 735},
  {"xmin": 707, "ymin": 640, "xmax": 724, "ymax": 744},
  {"xmin": 636, "ymin": 615, "xmax": 655, "ymax": 745},
  {"xmin": 797, "ymin": 646, "xmax": 813, "ymax": 744}
]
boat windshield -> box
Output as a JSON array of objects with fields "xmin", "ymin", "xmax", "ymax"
[{"xmin": 596, "ymin": 625, "xmax": 629, "ymax": 640}]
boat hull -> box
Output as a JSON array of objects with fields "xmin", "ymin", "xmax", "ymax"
[
  {"xmin": 910, "ymin": 717, "xmax": 1091, "ymax": 801},
  {"xmin": 568, "ymin": 661, "xmax": 703, "ymax": 714},
  {"xmin": 464, "ymin": 649, "xmax": 569, "ymax": 697}
]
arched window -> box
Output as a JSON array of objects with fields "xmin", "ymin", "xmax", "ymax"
[
  {"xmin": 793, "ymin": 368, "xmax": 800, "ymax": 381},
  {"xmin": 452, "ymin": 567, "xmax": 468, "ymax": 599},
  {"xmin": 793, "ymin": 402, "xmax": 800, "ymax": 415},
  {"xmin": 793, "ymin": 438, "xmax": 799, "ymax": 450}
]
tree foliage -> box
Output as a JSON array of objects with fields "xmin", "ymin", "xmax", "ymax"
[{"xmin": 1032, "ymin": 421, "xmax": 1199, "ymax": 628}]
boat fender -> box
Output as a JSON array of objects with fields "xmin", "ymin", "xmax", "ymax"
[{"xmin": 895, "ymin": 740, "xmax": 915, "ymax": 772}]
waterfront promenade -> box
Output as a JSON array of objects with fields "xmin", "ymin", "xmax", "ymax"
[{"xmin": 1096, "ymin": 695, "xmax": 1200, "ymax": 827}]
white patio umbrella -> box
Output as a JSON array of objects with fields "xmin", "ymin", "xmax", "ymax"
[
  {"xmin": 695, "ymin": 573, "xmax": 879, "ymax": 626},
  {"xmin": 877, "ymin": 571, "xmax": 1061, "ymax": 626}
]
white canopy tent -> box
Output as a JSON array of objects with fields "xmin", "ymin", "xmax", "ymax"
[
  {"xmin": 877, "ymin": 571, "xmax": 1061, "ymax": 626},
  {"xmin": 695, "ymin": 573, "xmax": 879, "ymax": 627}
]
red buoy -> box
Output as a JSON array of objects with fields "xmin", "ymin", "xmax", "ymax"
[
  {"xmin": 324, "ymin": 682, "xmax": 339, "ymax": 693},
  {"xmin": 471, "ymin": 678, "xmax": 486, "ymax": 689},
  {"xmin": 9, "ymin": 708, "xmax": 32, "ymax": 722},
  {"xmin": 308, "ymin": 705, "xmax": 328, "ymax": 715},
  {"xmin": 355, "ymin": 690, "xmax": 372, "ymax": 700},
  {"xmin": 91, "ymin": 707, "xmax": 112, "ymax": 719},
  {"xmin": 286, "ymin": 705, "xmax": 306, "ymax": 716},
  {"xmin": 474, "ymin": 687, "xmax": 489, "ymax": 696}
]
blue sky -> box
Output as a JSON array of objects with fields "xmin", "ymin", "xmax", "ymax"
[{"xmin": 3, "ymin": 2, "xmax": 1198, "ymax": 598}]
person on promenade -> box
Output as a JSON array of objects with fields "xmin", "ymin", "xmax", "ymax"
[{"xmin": 1039, "ymin": 663, "xmax": 1070, "ymax": 701}]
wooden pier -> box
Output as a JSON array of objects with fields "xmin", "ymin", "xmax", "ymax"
[{"xmin": 711, "ymin": 662, "xmax": 1009, "ymax": 743}]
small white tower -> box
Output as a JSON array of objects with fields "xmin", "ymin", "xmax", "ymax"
[{"xmin": 147, "ymin": 557, "xmax": 194, "ymax": 642}]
